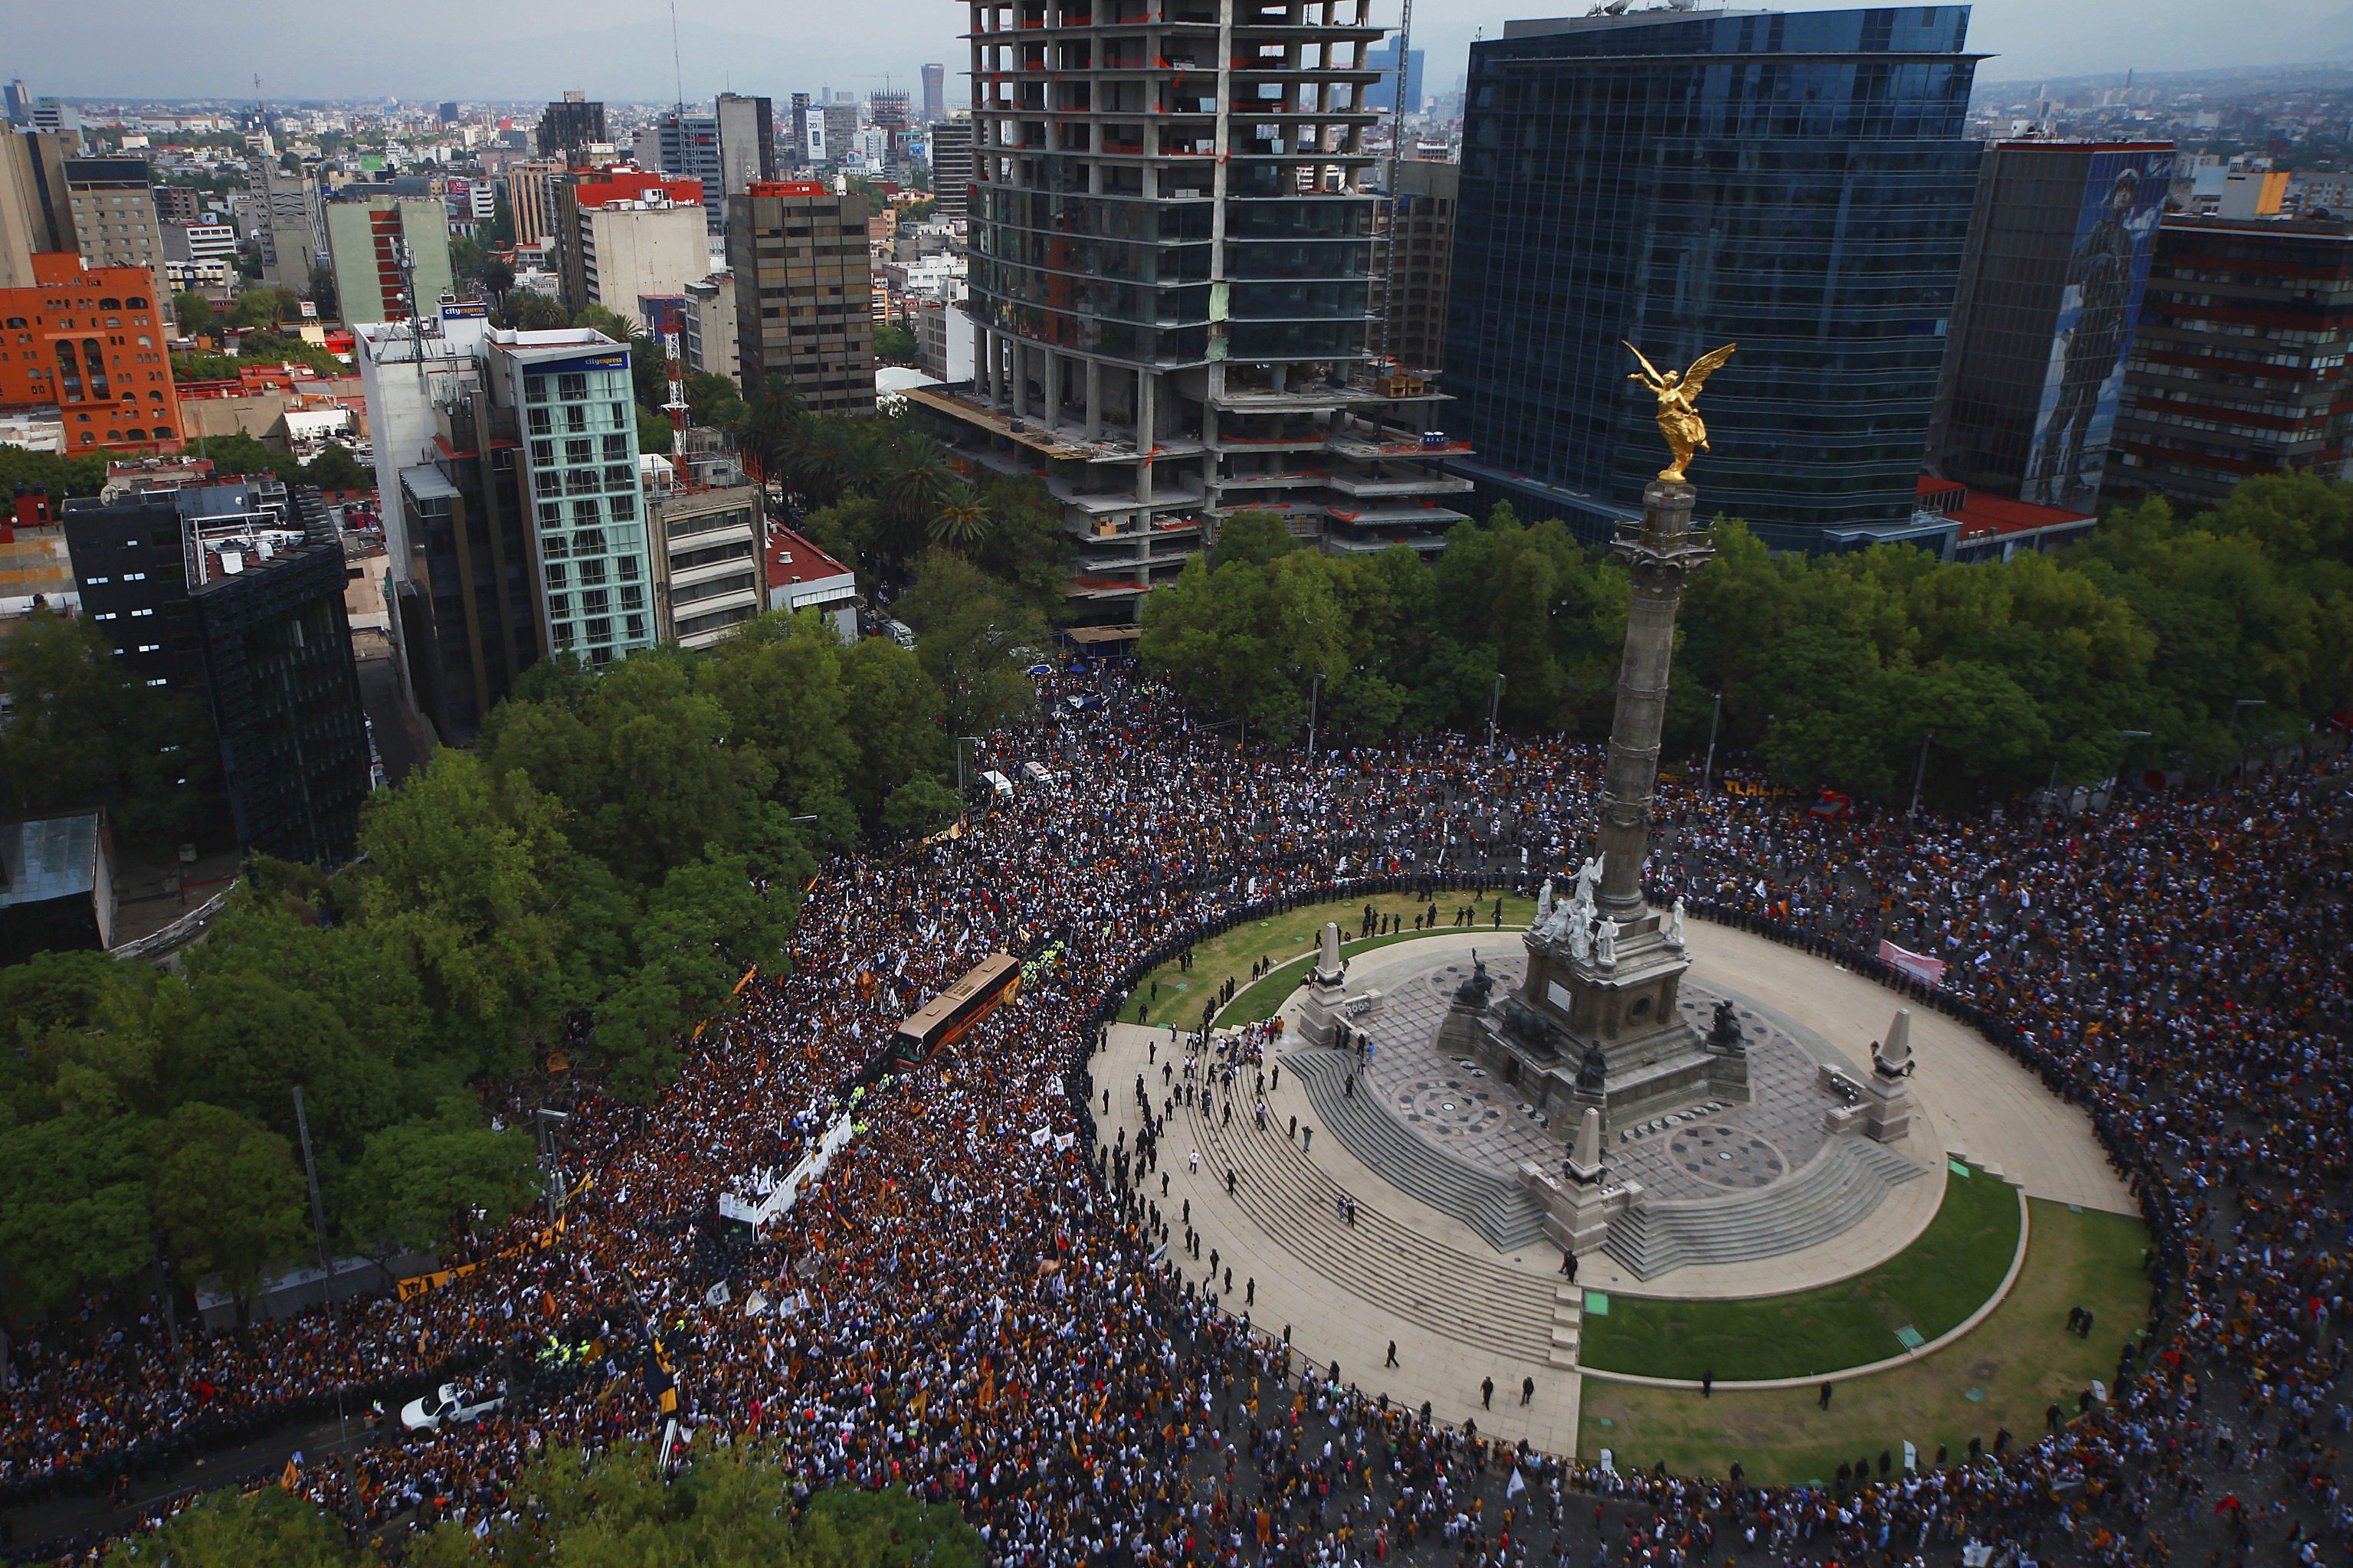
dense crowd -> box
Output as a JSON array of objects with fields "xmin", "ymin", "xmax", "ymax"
[{"xmin": 1, "ymin": 669, "xmax": 2347, "ymax": 1568}]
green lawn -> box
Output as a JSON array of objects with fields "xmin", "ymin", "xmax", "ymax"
[
  {"xmin": 1581, "ymin": 1159, "xmax": 2022, "ymax": 1381},
  {"xmin": 1579, "ymin": 1198, "xmax": 2151, "ymax": 1484},
  {"xmin": 1117, "ymin": 892, "xmax": 1539, "ymax": 1031}
]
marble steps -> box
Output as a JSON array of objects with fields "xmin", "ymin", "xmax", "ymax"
[
  {"xmin": 1549, "ymin": 1284, "xmax": 1584, "ymax": 1369},
  {"xmin": 1602, "ymin": 1134, "xmax": 1928, "ymax": 1282},
  {"xmin": 1284, "ymin": 1047, "xmax": 1554, "ymax": 1253},
  {"xmin": 1174, "ymin": 1072, "xmax": 1556, "ymax": 1367}
]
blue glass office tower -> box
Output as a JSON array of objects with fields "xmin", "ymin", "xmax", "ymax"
[{"xmin": 1446, "ymin": 7, "xmax": 1984, "ymax": 544}]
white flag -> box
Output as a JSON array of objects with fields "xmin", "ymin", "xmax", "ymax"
[{"xmin": 1506, "ymin": 1467, "xmax": 1526, "ymax": 1498}]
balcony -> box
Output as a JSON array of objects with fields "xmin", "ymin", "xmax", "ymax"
[
  {"xmin": 1322, "ymin": 462, "xmax": 1473, "ymax": 498},
  {"xmin": 1324, "ymin": 499, "xmax": 1469, "ymax": 529}
]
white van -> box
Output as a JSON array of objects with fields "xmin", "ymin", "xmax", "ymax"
[
  {"xmin": 978, "ymin": 769, "xmax": 1014, "ymax": 798},
  {"xmin": 1021, "ymin": 761, "xmax": 1054, "ymax": 787}
]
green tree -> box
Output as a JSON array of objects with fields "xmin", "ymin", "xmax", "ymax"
[
  {"xmin": 241, "ymin": 332, "xmax": 345, "ymax": 375},
  {"xmin": 735, "ymin": 372, "xmax": 805, "ymax": 488},
  {"xmin": 149, "ymin": 1102, "xmax": 312, "ymax": 1308},
  {"xmin": 349, "ymin": 751, "xmax": 582, "ymax": 1075},
  {"xmin": 156, "ymin": 970, "xmax": 396, "ymax": 1167},
  {"xmin": 115, "ymin": 1476, "xmax": 363, "ymax": 1568},
  {"xmin": 685, "ymin": 370, "xmax": 744, "ymax": 430},
  {"xmin": 306, "ymin": 263, "xmax": 339, "ymax": 322},
  {"xmin": 401, "ymin": 1445, "xmax": 982, "ymax": 1568},
  {"xmin": 0, "ymin": 1114, "xmax": 154, "ymax": 1312},
  {"xmin": 506, "ymin": 291, "xmax": 571, "ymax": 332},
  {"xmin": 594, "ymin": 845, "xmax": 801, "ymax": 1100},
  {"xmin": 337, "ymin": 1098, "xmax": 539, "ymax": 1259},
  {"xmin": 628, "ymin": 329, "xmax": 671, "ymax": 409},
  {"xmin": 572, "ymin": 303, "xmax": 634, "ymax": 341},
  {"xmin": 797, "ymin": 494, "xmax": 881, "ymax": 564},
  {"xmin": 971, "ymin": 475, "xmax": 1073, "ymax": 614},
  {"xmin": 1211, "ymin": 509, "xmax": 1299, "ymax": 568},
  {"xmin": 700, "ymin": 611, "xmax": 857, "ymax": 827},
  {"xmin": 226, "ymin": 286, "xmax": 300, "ymax": 331},
  {"xmin": 303, "ymin": 445, "xmax": 371, "ymax": 491},
  {"xmin": 480, "ymin": 649, "xmax": 778, "ymax": 887},
  {"xmin": 1138, "ymin": 548, "xmax": 1353, "ymax": 735},
  {"xmin": 449, "ymin": 233, "xmax": 489, "ymax": 282},
  {"xmin": 175, "ymin": 290, "xmax": 220, "ymax": 337},
  {"xmin": 841, "ymin": 636, "xmax": 947, "ymax": 816},
  {"xmin": 873, "ymin": 323, "xmax": 919, "ymax": 364},
  {"xmin": 880, "ymin": 777, "xmax": 963, "ymax": 839},
  {"xmin": 637, "ymin": 404, "xmax": 674, "ymax": 456},
  {"xmin": 895, "ymin": 548, "xmax": 1048, "ymax": 737},
  {"xmin": 198, "ymin": 430, "xmax": 306, "ymax": 483},
  {"xmin": 0, "ymin": 443, "xmax": 107, "ymax": 499},
  {"xmin": 182, "ymin": 896, "xmax": 442, "ymax": 1113}
]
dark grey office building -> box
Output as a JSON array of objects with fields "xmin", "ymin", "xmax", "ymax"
[
  {"xmin": 1446, "ymin": 6, "xmax": 1984, "ymax": 545},
  {"xmin": 64, "ymin": 479, "xmax": 369, "ymax": 866},
  {"xmin": 536, "ymin": 94, "xmax": 607, "ymax": 160}
]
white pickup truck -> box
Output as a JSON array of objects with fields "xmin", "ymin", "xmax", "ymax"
[{"xmin": 401, "ymin": 1382, "xmax": 506, "ymax": 1432}]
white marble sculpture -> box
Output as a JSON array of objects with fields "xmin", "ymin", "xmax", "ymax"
[
  {"xmin": 1575, "ymin": 853, "xmax": 1604, "ymax": 903},
  {"xmin": 1594, "ymin": 918, "xmax": 1617, "ymax": 967},
  {"xmin": 1665, "ymin": 897, "xmax": 1686, "ymax": 948}
]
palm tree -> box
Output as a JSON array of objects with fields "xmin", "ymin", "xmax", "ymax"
[
  {"xmin": 875, "ymin": 441, "xmax": 954, "ymax": 558},
  {"xmin": 929, "ymin": 499, "xmax": 996, "ymax": 555},
  {"xmin": 735, "ymin": 375, "xmax": 805, "ymax": 489}
]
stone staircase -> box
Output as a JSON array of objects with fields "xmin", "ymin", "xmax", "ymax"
[
  {"xmin": 1549, "ymin": 1285, "xmax": 1584, "ymax": 1369},
  {"xmin": 1601, "ymin": 1134, "xmax": 1929, "ymax": 1281},
  {"xmin": 1178, "ymin": 1053, "xmax": 1557, "ymax": 1367},
  {"xmin": 1284, "ymin": 1047, "xmax": 1552, "ymax": 1253}
]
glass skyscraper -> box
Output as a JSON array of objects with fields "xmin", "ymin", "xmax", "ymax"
[{"xmin": 1446, "ymin": 7, "xmax": 1984, "ymax": 544}]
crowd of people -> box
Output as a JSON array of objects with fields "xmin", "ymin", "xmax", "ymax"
[{"xmin": 0, "ymin": 667, "xmax": 2347, "ymax": 1568}]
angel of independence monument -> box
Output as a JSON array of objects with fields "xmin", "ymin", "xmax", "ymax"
[{"xmin": 1453, "ymin": 342, "xmax": 1751, "ymax": 1133}]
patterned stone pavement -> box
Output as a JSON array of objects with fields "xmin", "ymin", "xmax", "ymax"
[{"xmin": 1350, "ymin": 944, "xmax": 1853, "ymax": 1204}]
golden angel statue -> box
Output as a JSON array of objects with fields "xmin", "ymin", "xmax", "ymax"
[{"xmin": 1623, "ymin": 340, "xmax": 1737, "ymax": 483}]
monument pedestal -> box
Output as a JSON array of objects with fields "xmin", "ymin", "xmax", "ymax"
[
  {"xmin": 1519, "ymin": 1107, "xmax": 1640, "ymax": 1255},
  {"xmin": 1295, "ymin": 921, "xmax": 1385, "ymax": 1047},
  {"xmin": 1471, "ymin": 904, "xmax": 1750, "ymax": 1134}
]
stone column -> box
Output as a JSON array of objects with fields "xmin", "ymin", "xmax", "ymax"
[{"xmin": 1597, "ymin": 481, "xmax": 1712, "ymax": 922}]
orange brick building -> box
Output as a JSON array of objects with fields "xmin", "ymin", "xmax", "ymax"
[{"xmin": 0, "ymin": 253, "xmax": 185, "ymax": 455}]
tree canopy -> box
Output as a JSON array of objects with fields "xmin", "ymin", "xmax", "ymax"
[
  {"xmin": 120, "ymin": 1450, "xmax": 982, "ymax": 1568},
  {"xmin": 1141, "ymin": 473, "xmax": 2353, "ymax": 803}
]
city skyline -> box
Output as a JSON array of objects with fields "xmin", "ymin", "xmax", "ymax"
[{"xmin": 5, "ymin": 0, "xmax": 2351, "ymax": 106}]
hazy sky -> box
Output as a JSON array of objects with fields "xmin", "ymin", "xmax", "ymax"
[{"xmin": 10, "ymin": 0, "xmax": 2351, "ymax": 108}]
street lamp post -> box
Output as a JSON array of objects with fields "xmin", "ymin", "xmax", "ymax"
[
  {"xmin": 2225, "ymin": 700, "xmax": 2266, "ymax": 785},
  {"xmin": 1306, "ymin": 673, "xmax": 1323, "ymax": 768},
  {"xmin": 2109, "ymin": 731, "xmax": 2151, "ymax": 809},
  {"xmin": 1699, "ymin": 689, "xmax": 1723, "ymax": 791},
  {"xmin": 1909, "ymin": 733, "xmax": 1934, "ymax": 817},
  {"xmin": 1485, "ymin": 673, "xmax": 1506, "ymax": 755},
  {"xmin": 955, "ymin": 735, "xmax": 982, "ymax": 800}
]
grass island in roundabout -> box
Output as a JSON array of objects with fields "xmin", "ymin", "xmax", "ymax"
[{"xmin": 1115, "ymin": 893, "xmax": 2153, "ymax": 1487}]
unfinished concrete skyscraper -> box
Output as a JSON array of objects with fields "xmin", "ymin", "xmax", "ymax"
[{"xmin": 906, "ymin": 0, "xmax": 1472, "ymax": 620}]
